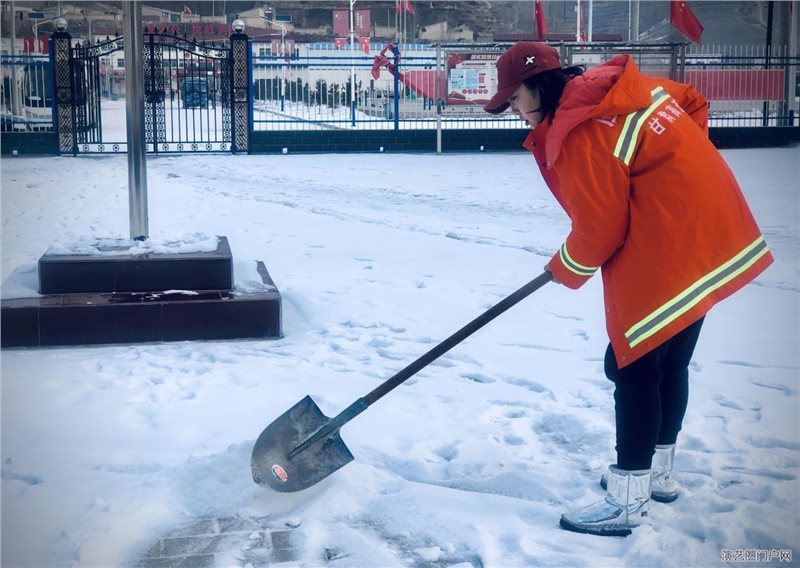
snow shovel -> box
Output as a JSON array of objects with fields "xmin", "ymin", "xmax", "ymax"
[{"xmin": 251, "ymin": 270, "xmax": 553, "ymax": 492}]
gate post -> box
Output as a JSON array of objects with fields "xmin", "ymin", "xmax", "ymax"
[
  {"xmin": 230, "ymin": 20, "xmax": 251, "ymax": 154},
  {"xmin": 52, "ymin": 21, "xmax": 74, "ymax": 155}
]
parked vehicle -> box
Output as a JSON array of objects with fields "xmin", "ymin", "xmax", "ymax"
[
  {"xmin": 179, "ymin": 78, "xmax": 209, "ymax": 108},
  {"xmin": 1, "ymin": 60, "xmax": 53, "ymax": 131}
]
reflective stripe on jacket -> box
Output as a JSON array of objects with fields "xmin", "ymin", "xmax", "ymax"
[{"xmin": 524, "ymin": 55, "xmax": 773, "ymax": 367}]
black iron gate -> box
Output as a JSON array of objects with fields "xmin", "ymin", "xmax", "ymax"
[{"xmin": 52, "ymin": 28, "xmax": 250, "ymax": 154}]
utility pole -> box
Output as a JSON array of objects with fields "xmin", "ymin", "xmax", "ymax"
[
  {"xmin": 260, "ymin": 16, "xmax": 287, "ymax": 112},
  {"xmin": 123, "ymin": 0, "xmax": 149, "ymax": 240},
  {"xmin": 788, "ymin": 0, "xmax": 798, "ymax": 125},
  {"xmin": 764, "ymin": 0, "xmax": 774, "ymax": 126},
  {"xmin": 349, "ymin": 0, "xmax": 356, "ymax": 127},
  {"xmin": 588, "ymin": 0, "xmax": 593, "ymax": 42},
  {"xmin": 9, "ymin": 0, "xmax": 22, "ymax": 117}
]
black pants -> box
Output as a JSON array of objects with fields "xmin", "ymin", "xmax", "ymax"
[{"xmin": 604, "ymin": 317, "xmax": 704, "ymax": 471}]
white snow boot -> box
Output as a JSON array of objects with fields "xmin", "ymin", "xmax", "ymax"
[
  {"xmin": 561, "ymin": 465, "xmax": 651, "ymax": 536},
  {"xmin": 601, "ymin": 444, "xmax": 678, "ymax": 503}
]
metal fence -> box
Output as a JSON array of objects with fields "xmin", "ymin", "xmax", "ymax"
[
  {"xmin": 251, "ymin": 41, "xmax": 799, "ymax": 132},
  {"xmin": 685, "ymin": 43, "xmax": 796, "ymax": 127},
  {"xmin": 2, "ymin": 40, "xmax": 798, "ymax": 137},
  {"xmin": 1, "ymin": 53, "xmax": 53, "ymax": 131}
]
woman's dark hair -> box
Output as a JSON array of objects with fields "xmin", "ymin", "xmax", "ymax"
[{"xmin": 523, "ymin": 65, "xmax": 585, "ymax": 120}]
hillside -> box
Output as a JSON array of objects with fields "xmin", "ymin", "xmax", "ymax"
[{"xmin": 5, "ymin": 1, "xmax": 781, "ymax": 46}]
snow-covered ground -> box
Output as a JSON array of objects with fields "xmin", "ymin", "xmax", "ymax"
[{"xmin": 1, "ymin": 147, "xmax": 798, "ymax": 567}]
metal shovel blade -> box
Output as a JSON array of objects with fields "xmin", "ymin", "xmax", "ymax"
[{"xmin": 251, "ymin": 395, "xmax": 354, "ymax": 493}]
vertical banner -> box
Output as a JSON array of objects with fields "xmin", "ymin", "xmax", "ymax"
[
  {"xmin": 335, "ymin": 8, "xmax": 371, "ymax": 35},
  {"xmin": 333, "ymin": 10, "xmax": 348, "ymax": 36},
  {"xmin": 354, "ymin": 8, "xmax": 371, "ymax": 35}
]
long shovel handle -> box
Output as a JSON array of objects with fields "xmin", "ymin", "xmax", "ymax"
[{"xmin": 288, "ymin": 271, "xmax": 553, "ymax": 458}]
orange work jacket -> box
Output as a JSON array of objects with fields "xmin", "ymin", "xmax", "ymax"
[{"xmin": 525, "ymin": 55, "xmax": 773, "ymax": 368}]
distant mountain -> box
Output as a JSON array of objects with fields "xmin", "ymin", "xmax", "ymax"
[{"xmin": 492, "ymin": 1, "xmax": 773, "ymax": 46}]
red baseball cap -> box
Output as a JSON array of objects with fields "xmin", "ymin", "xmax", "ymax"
[{"xmin": 484, "ymin": 42, "xmax": 561, "ymax": 114}]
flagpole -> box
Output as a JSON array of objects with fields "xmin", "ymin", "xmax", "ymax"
[
  {"xmin": 588, "ymin": 0, "xmax": 593, "ymax": 42},
  {"xmin": 628, "ymin": 0, "xmax": 632, "ymax": 42},
  {"xmin": 260, "ymin": 15, "xmax": 287, "ymax": 112},
  {"xmin": 350, "ymin": 0, "xmax": 356, "ymax": 127},
  {"xmin": 123, "ymin": 0, "xmax": 148, "ymax": 240},
  {"xmin": 788, "ymin": 0, "xmax": 798, "ymax": 126}
]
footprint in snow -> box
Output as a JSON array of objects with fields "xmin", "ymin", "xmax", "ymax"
[
  {"xmin": 749, "ymin": 380, "xmax": 796, "ymax": 396},
  {"xmin": 435, "ymin": 442, "xmax": 459, "ymax": 462},
  {"xmin": 460, "ymin": 373, "xmax": 495, "ymax": 384},
  {"xmin": 721, "ymin": 466, "xmax": 795, "ymax": 482},
  {"xmin": 745, "ymin": 435, "xmax": 800, "ymax": 451},
  {"xmin": 504, "ymin": 409, "xmax": 529, "ymax": 419},
  {"xmin": 1, "ymin": 468, "xmax": 43, "ymax": 486},
  {"xmin": 717, "ymin": 359, "xmax": 766, "ymax": 368},
  {"xmin": 376, "ymin": 349, "xmax": 405, "ymax": 361},
  {"xmin": 500, "ymin": 375, "xmax": 552, "ymax": 395},
  {"xmin": 534, "ymin": 412, "xmax": 608, "ymax": 454},
  {"xmin": 712, "ymin": 394, "xmax": 745, "ymax": 411},
  {"xmin": 368, "ymin": 337, "xmax": 393, "ymax": 349}
]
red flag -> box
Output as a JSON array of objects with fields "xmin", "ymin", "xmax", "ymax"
[
  {"xmin": 575, "ymin": 0, "xmax": 587, "ymax": 41},
  {"xmin": 23, "ymin": 36, "xmax": 34, "ymax": 53},
  {"xmin": 334, "ymin": 37, "xmax": 347, "ymax": 49},
  {"xmin": 359, "ymin": 36, "xmax": 371, "ymax": 54},
  {"xmin": 396, "ymin": 1, "xmax": 414, "ymax": 15},
  {"xmin": 670, "ymin": 0, "xmax": 703, "ymax": 44},
  {"xmin": 183, "ymin": 5, "xmax": 192, "ymax": 15},
  {"xmin": 534, "ymin": 0, "xmax": 548, "ymax": 41},
  {"xmin": 372, "ymin": 44, "xmax": 396, "ymax": 80}
]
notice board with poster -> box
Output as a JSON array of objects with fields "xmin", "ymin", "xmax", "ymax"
[{"xmin": 443, "ymin": 52, "xmax": 502, "ymax": 117}]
